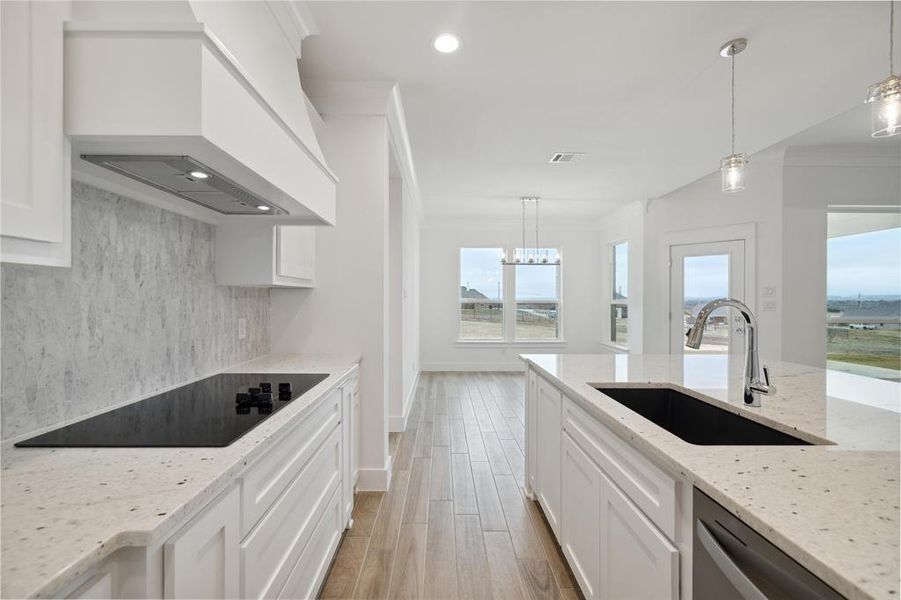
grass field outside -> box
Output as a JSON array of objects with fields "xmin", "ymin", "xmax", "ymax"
[
  {"xmin": 459, "ymin": 304, "xmax": 559, "ymax": 340},
  {"xmin": 827, "ymin": 327, "xmax": 901, "ymax": 373}
]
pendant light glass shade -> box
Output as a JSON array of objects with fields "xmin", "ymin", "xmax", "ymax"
[
  {"xmin": 721, "ymin": 153, "xmax": 748, "ymax": 193},
  {"xmin": 867, "ymin": 74, "xmax": 901, "ymax": 137},
  {"xmin": 867, "ymin": 1, "xmax": 899, "ymax": 137}
]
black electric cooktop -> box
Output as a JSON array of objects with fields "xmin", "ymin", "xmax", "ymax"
[{"xmin": 15, "ymin": 372, "xmax": 329, "ymax": 448}]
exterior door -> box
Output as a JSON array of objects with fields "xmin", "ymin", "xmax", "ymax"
[{"xmin": 670, "ymin": 241, "xmax": 745, "ymax": 354}]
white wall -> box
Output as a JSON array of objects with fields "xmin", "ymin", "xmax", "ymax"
[
  {"xmin": 641, "ymin": 148, "xmax": 786, "ymax": 361},
  {"xmin": 271, "ymin": 113, "xmax": 390, "ymax": 489},
  {"xmin": 400, "ymin": 179, "xmax": 421, "ymax": 422},
  {"xmin": 419, "ymin": 221, "xmax": 604, "ymax": 371},
  {"xmin": 782, "ymin": 145, "xmax": 901, "ymax": 367},
  {"xmin": 597, "ymin": 201, "xmax": 645, "ymax": 354},
  {"xmin": 387, "ymin": 176, "xmax": 404, "ymax": 430}
]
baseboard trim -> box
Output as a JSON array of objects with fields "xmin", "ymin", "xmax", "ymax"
[
  {"xmin": 357, "ymin": 454, "xmax": 393, "ymax": 492},
  {"xmin": 421, "ymin": 362, "xmax": 525, "ymax": 372},
  {"xmin": 389, "ymin": 370, "xmax": 419, "ymax": 432}
]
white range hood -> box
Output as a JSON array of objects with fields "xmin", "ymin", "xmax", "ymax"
[{"xmin": 64, "ymin": 2, "xmax": 337, "ymax": 225}]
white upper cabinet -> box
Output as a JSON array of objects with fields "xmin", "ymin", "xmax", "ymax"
[
  {"xmin": 215, "ymin": 224, "xmax": 316, "ymax": 287},
  {"xmin": 1, "ymin": 1, "xmax": 72, "ymax": 266}
]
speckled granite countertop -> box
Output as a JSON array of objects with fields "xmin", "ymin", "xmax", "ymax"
[
  {"xmin": 0, "ymin": 353, "xmax": 360, "ymax": 599},
  {"xmin": 521, "ymin": 353, "xmax": 900, "ymax": 600}
]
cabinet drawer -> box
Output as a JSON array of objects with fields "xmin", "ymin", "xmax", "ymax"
[
  {"xmin": 241, "ymin": 388, "xmax": 341, "ymax": 535},
  {"xmin": 277, "ymin": 482, "xmax": 343, "ymax": 600},
  {"xmin": 562, "ymin": 395, "xmax": 676, "ymax": 540},
  {"xmin": 241, "ymin": 425, "xmax": 341, "ymax": 600}
]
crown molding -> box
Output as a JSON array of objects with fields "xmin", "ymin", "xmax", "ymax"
[
  {"xmin": 387, "ymin": 85, "xmax": 423, "ymax": 222},
  {"xmin": 265, "ymin": 0, "xmax": 319, "ymax": 59}
]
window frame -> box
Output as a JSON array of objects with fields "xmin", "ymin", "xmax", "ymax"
[
  {"xmin": 512, "ymin": 247, "xmax": 563, "ymax": 343},
  {"xmin": 455, "ymin": 245, "xmax": 565, "ymax": 345},
  {"xmin": 457, "ymin": 247, "xmax": 506, "ymax": 342},
  {"xmin": 608, "ymin": 240, "xmax": 629, "ymax": 349}
]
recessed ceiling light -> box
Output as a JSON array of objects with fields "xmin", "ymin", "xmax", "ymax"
[
  {"xmin": 433, "ymin": 34, "xmax": 460, "ymax": 54},
  {"xmin": 188, "ymin": 170, "xmax": 209, "ymax": 179},
  {"xmin": 257, "ymin": 205, "xmax": 271, "ymax": 211}
]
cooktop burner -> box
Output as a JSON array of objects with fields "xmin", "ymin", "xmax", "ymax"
[{"xmin": 15, "ymin": 372, "xmax": 329, "ymax": 448}]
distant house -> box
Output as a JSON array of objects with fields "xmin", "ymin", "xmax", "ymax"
[
  {"xmin": 828, "ymin": 300, "xmax": 901, "ymax": 330},
  {"xmin": 460, "ymin": 286, "xmax": 490, "ymax": 301}
]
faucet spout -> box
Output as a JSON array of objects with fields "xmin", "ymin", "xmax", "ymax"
[{"xmin": 684, "ymin": 297, "xmax": 775, "ymax": 407}]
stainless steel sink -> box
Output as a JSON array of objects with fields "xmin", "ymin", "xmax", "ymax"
[{"xmin": 594, "ymin": 386, "xmax": 811, "ymax": 446}]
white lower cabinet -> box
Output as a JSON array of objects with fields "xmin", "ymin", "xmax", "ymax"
[
  {"xmin": 562, "ymin": 432, "xmax": 602, "ymax": 600},
  {"xmin": 340, "ymin": 378, "xmax": 355, "ymax": 524},
  {"xmin": 164, "ymin": 485, "xmax": 241, "ymax": 599},
  {"xmin": 600, "ymin": 472, "xmax": 679, "ymax": 600},
  {"xmin": 241, "ymin": 426, "xmax": 342, "ymax": 599},
  {"xmin": 69, "ymin": 367, "xmax": 360, "ymax": 600},
  {"xmin": 277, "ymin": 484, "xmax": 344, "ymax": 599},
  {"xmin": 532, "ymin": 370, "xmax": 681, "ymax": 600},
  {"xmin": 535, "ymin": 376, "xmax": 563, "ymax": 537}
]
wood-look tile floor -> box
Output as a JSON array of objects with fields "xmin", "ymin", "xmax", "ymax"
[{"xmin": 320, "ymin": 372, "xmax": 582, "ymax": 600}]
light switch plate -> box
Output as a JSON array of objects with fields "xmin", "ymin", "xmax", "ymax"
[{"xmin": 238, "ymin": 318, "xmax": 247, "ymax": 340}]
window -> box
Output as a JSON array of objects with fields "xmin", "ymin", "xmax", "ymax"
[
  {"xmin": 459, "ymin": 248, "xmax": 504, "ymax": 339},
  {"xmin": 826, "ymin": 212, "xmax": 900, "ymax": 381},
  {"xmin": 458, "ymin": 246, "xmax": 562, "ymax": 342},
  {"xmin": 515, "ymin": 248, "xmax": 561, "ymax": 340},
  {"xmin": 610, "ymin": 242, "xmax": 628, "ymax": 345}
]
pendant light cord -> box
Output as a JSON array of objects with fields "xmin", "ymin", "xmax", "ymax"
[
  {"xmin": 731, "ymin": 50, "xmax": 736, "ymax": 155},
  {"xmin": 891, "ymin": 0, "xmax": 895, "ymax": 75}
]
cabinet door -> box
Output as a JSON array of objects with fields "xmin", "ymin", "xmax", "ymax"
[
  {"xmin": 164, "ymin": 486, "xmax": 240, "ymax": 599},
  {"xmin": 535, "ymin": 376, "xmax": 562, "ymax": 539},
  {"xmin": 600, "ymin": 473, "xmax": 679, "ymax": 600},
  {"xmin": 562, "ymin": 433, "xmax": 602, "ymax": 600},
  {"xmin": 276, "ymin": 226, "xmax": 315, "ymax": 282},
  {"xmin": 1, "ymin": 0, "xmax": 72, "ymax": 266}
]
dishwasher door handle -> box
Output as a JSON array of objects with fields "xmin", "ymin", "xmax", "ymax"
[{"xmin": 696, "ymin": 520, "xmax": 768, "ymax": 600}]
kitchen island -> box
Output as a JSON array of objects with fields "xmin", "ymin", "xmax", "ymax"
[
  {"xmin": 0, "ymin": 353, "xmax": 361, "ymax": 599},
  {"xmin": 521, "ymin": 353, "xmax": 899, "ymax": 600}
]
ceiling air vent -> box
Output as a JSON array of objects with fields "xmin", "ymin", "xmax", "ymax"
[{"xmin": 549, "ymin": 152, "xmax": 585, "ymax": 164}]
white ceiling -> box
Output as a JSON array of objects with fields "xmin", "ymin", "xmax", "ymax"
[{"xmin": 299, "ymin": 1, "xmax": 897, "ymax": 222}]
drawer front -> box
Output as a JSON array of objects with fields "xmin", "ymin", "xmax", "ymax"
[
  {"xmin": 562, "ymin": 395, "xmax": 676, "ymax": 540},
  {"xmin": 277, "ymin": 483, "xmax": 343, "ymax": 600},
  {"xmin": 241, "ymin": 388, "xmax": 341, "ymax": 535},
  {"xmin": 241, "ymin": 425, "xmax": 342, "ymax": 600}
]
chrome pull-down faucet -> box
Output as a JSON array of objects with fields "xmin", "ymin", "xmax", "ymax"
[{"xmin": 684, "ymin": 298, "xmax": 775, "ymax": 407}]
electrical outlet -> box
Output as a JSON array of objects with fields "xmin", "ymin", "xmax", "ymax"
[{"xmin": 238, "ymin": 318, "xmax": 247, "ymax": 340}]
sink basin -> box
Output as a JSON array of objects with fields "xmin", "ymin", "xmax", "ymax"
[{"xmin": 595, "ymin": 386, "xmax": 811, "ymax": 446}]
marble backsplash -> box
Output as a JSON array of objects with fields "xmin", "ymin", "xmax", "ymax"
[{"xmin": 1, "ymin": 181, "xmax": 271, "ymax": 440}]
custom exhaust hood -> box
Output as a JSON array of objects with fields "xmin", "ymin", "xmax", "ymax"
[{"xmin": 64, "ymin": 4, "xmax": 337, "ymax": 225}]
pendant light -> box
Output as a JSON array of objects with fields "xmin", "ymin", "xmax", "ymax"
[
  {"xmin": 501, "ymin": 197, "xmax": 560, "ymax": 266},
  {"xmin": 720, "ymin": 38, "xmax": 748, "ymax": 193},
  {"xmin": 866, "ymin": 1, "xmax": 900, "ymax": 137}
]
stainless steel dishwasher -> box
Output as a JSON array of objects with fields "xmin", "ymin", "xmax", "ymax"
[{"xmin": 693, "ymin": 488, "xmax": 844, "ymax": 600}]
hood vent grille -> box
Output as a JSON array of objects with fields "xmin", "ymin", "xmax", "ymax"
[
  {"xmin": 549, "ymin": 152, "xmax": 585, "ymax": 164},
  {"xmin": 80, "ymin": 155, "xmax": 286, "ymax": 215}
]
